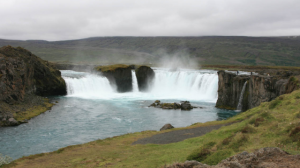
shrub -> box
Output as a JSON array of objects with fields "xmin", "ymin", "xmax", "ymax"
[
  {"xmin": 228, "ymin": 133, "xmax": 248, "ymax": 152},
  {"xmin": 186, "ymin": 142, "xmax": 216, "ymax": 162},
  {"xmin": 269, "ymin": 99, "xmax": 282, "ymax": 109},
  {"xmin": 254, "ymin": 118, "xmax": 265, "ymax": 127},
  {"xmin": 0, "ymin": 153, "xmax": 13, "ymax": 166},
  {"xmin": 290, "ymin": 126, "xmax": 300, "ymax": 142},
  {"xmin": 241, "ymin": 125, "xmax": 256, "ymax": 133},
  {"xmin": 203, "ymin": 149, "xmax": 234, "ymax": 165}
]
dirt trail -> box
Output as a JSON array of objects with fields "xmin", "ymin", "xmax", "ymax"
[{"xmin": 132, "ymin": 123, "xmax": 230, "ymax": 145}]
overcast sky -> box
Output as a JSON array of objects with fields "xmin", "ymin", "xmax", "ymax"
[{"xmin": 0, "ymin": 0, "xmax": 299, "ymax": 41}]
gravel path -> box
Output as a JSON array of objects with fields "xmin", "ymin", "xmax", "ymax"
[{"xmin": 132, "ymin": 123, "xmax": 230, "ymax": 145}]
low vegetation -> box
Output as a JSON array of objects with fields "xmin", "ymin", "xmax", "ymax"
[
  {"xmin": 2, "ymin": 89, "xmax": 300, "ymax": 167},
  {"xmin": 95, "ymin": 64, "xmax": 131, "ymax": 72}
]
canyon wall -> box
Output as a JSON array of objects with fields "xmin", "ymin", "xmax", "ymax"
[{"xmin": 216, "ymin": 70, "xmax": 300, "ymax": 111}]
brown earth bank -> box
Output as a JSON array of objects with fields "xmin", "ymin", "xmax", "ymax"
[
  {"xmin": 0, "ymin": 46, "xmax": 66, "ymax": 126},
  {"xmin": 164, "ymin": 147, "xmax": 300, "ymax": 168}
]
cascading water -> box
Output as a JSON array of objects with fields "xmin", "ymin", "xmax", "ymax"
[
  {"xmin": 62, "ymin": 70, "xmax": 115, "ymax": 99},
  {"xmin": 149, "ymin": 69, "xmax": 218, "ymax": 101},
  {"xmin": 236, "ymin": 81, "xmax": 248, "ymax": 111},
  {"xmin": 62, "ymin": 68, "xmax": 218, "ymax": 101},
  {"xmin": 131, "ymin": 70, "xmax": 139, "ymax": 92}
]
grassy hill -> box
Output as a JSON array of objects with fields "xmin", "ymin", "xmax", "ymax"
[
  {"xmin": 0, "ymin": 36, "xmax": 300, "ymax": 66},
  {"xmin": 3, "ymin": 89, "xmax": 300, "ymax": 168}
]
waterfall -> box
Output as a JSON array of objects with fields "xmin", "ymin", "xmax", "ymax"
[
  {"xmin": 236, "ymin": 81, "xmax": 247, "ymax": 111},
  {"xmin": 131, "ymin": 70, "xmax": 139, "ymax": 92},
  {"xmin": 148, "ymin": 69, "xmax": 218, "ymax": 101},
  {"xmin": 62, "ymin": 70, "xmax": 115, "ymax": 99},
  {"xmin": 61, "ymin": 69, "xmax": 218, "ymax": 101}
]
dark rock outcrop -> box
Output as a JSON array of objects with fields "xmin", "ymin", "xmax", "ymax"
[
  {"xmin": 0, "ymin": 46, "xmax": 66, "ymax": 103},
  {"xmin": 216, "ymin": 70, "xmax": 300, "ymax": 111},
  {"xmin": 0, "ymin": 46, "xmax": 66, "ymax": 126},
  {"xmin": 96, "ymin": 64, "xmax": 132, "ymax": 92},
  {"xmin": 149, "ymin": 100, "xmax": 201, "ymax": 110},
  {"xmin": 181, "ymin": 101, "xmax": 193, "ymax": 110},
  {"xmin": 216, "ymin": 71, "xmax": 250, "ymax": 111},
  {"xmin": 135, "ymin": 66, "xmax": 155, "ymax": 91},
  {"xmin": 160, "ymin": 124, "xmax": 174, "ymax": 131}
]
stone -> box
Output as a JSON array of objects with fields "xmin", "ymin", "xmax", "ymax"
[
  {"xmin": 8, "ymin": 118, "xmax": 18, "ymax": 126},
  {"xmin": 181, "ymin": 101, "xmax": 193, "ymax": 110},
  {"xmin": 160, "ymin": 124, "xmax": 174, "ymax": 131}
]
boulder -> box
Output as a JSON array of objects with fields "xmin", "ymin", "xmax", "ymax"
[
  {"xmin": 8, "ymin": 118, "xmax": 18, "ymax": 126},
  {"xmin": 149, "ymin": 100, "xmax": 200, "ymax": 110},
  {"xmin": 135, "ymin": 66, "xmax": 155, "ymax": 91},
  {"xmin": 181, "ymin": 101, "xmax": 193, "ymax": 110},
  {"xmin": 160, "ymin": 124, "xmax": 174, "ymax": 131},
  {"xmin": 166, "ymin": 147, "xmax": 299, "ymax": 168}
]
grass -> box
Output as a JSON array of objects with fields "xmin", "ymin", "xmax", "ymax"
[
  {"xmin": 95, "ymin": 64, "xmax": 131, "ymax": 72},
  {"xmin": 3, "ymin": 90, "xmax": 300, "ymax": 167},
  {"xmin": 13, "ymin": 98, "xmax": 53, "ymax": 122}
]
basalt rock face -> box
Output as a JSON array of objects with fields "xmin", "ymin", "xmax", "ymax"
[
  {"xmin": 216, "ymin": 70, "xmax": 300, "ymax": 111},
  {"xmin": 216, "ymin": 71, "xmax": 250, "ymax": 111},
  {"xmin": 0, "ymin": 46, "xmax": 66, "ymax": 126},
  {"xmin": 135, "ymin": 66, "xmax": 155, "ymax": 91},
  {"xmin": 0, "ymin": 46, "xmax": 66, "ymax": 103},
  {"xmin": 97, "ymin": 65, "xmax": 133, "ymax": 92}
]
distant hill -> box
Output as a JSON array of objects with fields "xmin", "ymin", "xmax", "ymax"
[{"xmin": 0, "ymin": 36, "xmax": 300, "ymax": 66}]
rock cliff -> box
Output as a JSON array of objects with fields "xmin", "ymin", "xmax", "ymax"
[
  {"xmin": 135, "ymin": 65, "xmax": 155, "ymax": 91},
  {"xmin": 96, "ymin": 64, "xmax": 133, "ymax": 92},
  {"xmin": 0, "ymin": 46, "xmax": 66, "ymax": 126},
  {"xmin": 216, "ymin": 70, "xmax": 299, "ymax": 111}
]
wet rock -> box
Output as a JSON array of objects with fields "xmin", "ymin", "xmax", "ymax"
[
  {"xmin": 149, "ymin": 100, "xmax": 200, "ymax": 110},
  {"xmin": 160, "ymin": 123, "xmax": 174, "ymax": 131},
  {"xmin": 96, "ymin": 65, "xmax": 132, "ymax": 92},
  {"xmin": 135, "ymin": 66, "xmax": 155, "ymax": 91},
  {"xmin": 8, "ymin": 118, "xmax": 18, "ymax": 126},
  {"xmin": 181, "ymin": 101, "xmax": 193, "ymax": 110}
]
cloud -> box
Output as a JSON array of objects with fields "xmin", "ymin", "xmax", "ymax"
[{"xmin": 0, "ymin": 0, "xmax": 299, "ymax": 40}]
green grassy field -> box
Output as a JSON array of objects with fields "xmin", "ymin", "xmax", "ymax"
[{"xmin": 2, "ymin": 89, "xmax": 300, "ymax": 168}]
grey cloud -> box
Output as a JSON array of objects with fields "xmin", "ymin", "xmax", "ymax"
[{"xmin": 0, "ymin": 0, "xmax": 299, "ymax": 40}]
